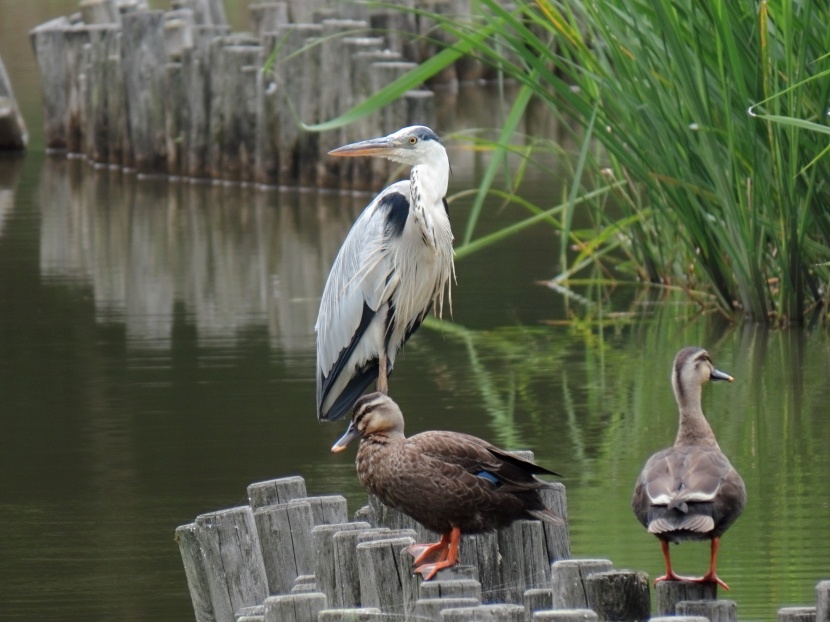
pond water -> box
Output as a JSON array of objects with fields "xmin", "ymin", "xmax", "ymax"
[{"xmin": 1, "ymin": 2, "xmax": 829, "ymax": 621}]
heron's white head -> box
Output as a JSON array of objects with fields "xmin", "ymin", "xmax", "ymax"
[{"xmin": 328, "ymin": 125, "xmax": 447, "ymax": 169}]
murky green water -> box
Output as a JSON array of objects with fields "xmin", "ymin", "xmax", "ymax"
[{"xmin": 1, "ymin": 2, "xmax": 829, "ymax": 621}]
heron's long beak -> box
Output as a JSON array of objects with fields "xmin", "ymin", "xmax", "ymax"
[
  {"xmin": 331, "ymin": 419, "xmax": 361, "ymax": 453},
  {"xmin": 328, "ymin": 136, "xmax": 399, "ymax": 158},
  {"xmin": 710, "ymin": 368, "xmax": 733, "ymax": 382}
]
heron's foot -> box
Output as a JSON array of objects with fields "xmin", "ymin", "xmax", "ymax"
[
  {"xmin": 407, "ymin": 541, "xmax": 449, "ymax": 567},
  {"xmin": 413, "ymin": 558, "xmax": 457, "ymax": 581}
]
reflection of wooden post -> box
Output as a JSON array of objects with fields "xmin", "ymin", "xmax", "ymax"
[{"xmin": 121, "ymin": 11, "xmax": 169, "ymax": 175}]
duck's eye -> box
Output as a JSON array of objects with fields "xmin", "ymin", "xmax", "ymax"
[{"xmin": 408, "ymin": 136, "xmax": 418, "ymax": 145}]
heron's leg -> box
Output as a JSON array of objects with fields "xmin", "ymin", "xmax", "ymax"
[
  {"xmin": 698, "ymin": 537, "xmax": 730, "ymax": 590},
  {"xmin": 376, "ymin": 351, "xmax": 389, "ymax": 394}
]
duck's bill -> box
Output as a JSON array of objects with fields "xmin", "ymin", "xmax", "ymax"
[
  {"xmin": 710, "ymin": 368, "xmax": 734, "ymax": 382},
  {"xmin": 331, "ymin": 420, "xmax": 360, "ymax": 453}
]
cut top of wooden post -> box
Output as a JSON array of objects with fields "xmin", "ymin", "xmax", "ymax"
[{"xmin": 248, "ymin": 475, "xmax": 308, "ymax": 509}]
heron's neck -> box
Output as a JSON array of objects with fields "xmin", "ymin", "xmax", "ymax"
[{"xmin": 410, "ymin": 154, "xmax": 449, "ymax": 210}]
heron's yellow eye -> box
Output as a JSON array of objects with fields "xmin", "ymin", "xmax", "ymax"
[{"xmin": 409, "ymin": 136, "xmax": 418, "ymax": 145}]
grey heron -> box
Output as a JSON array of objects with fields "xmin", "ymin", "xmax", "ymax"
[{"xmin": 316, "ymin": 126, "xmax": 455, "ymax": 422}]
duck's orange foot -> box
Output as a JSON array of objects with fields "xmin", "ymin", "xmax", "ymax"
[
  {"xmin": 653, "ymin": 571, "xmax": 695, "ymax": 586},
  {"xmin": 406, "ymin": 541, "xmax": 449, "ymax": 567},
  {"xmin": 413, "ymin": 558, "xmax": 458, "ymax": 581},
  {"xmin": 698, "ymin": 571, "xmax": 730, "ymax": 591}
]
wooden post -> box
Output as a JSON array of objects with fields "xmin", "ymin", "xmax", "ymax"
[
  {"xmin": 175, "ymin": 523, "xmax": 215, "ymax": 622},
  {"xmin": 290, "ymin": 495, "xmax": 348, "ymax": 525},
  {"xmin": 649, "ymin": 618, "xmax": 708, "ymax": 622},
  {"xmin": 220, "ymin": 44, "xmax": 261, "ymax": 182},
  {"xmin": 248, "ymin": 475, "xmax": 308, "ymax": 509},
  {"xmin": 254, "ymin": 30, "xmax": 280, "ymax": 185},
  {"xmin": 655, "ymin": 580, "xmax": 717, "ymax": 616},
  {"xmin": 264, "ymin": 592, "xmax": 327, "ymax": 622},
  {"xmin": 778, "ymin": 609, "xmax": 817, "ymax": 622},
  {"xmin": 80, "ymin": 0, "xmax": 120, "ymax": 24},
  {"xmin": 286, "ymin": 0, "xmax": 325, "ymax": 24},
  {"xmin": 551, "ymin": 559, "xmax": 613, "ymax": 609},
  {"xmin": 0, "ymin": 55, "xmax": 28, "ymax": 150},
  {"xmin": 272, "ymin": 23, "xmax": 323, "ymax": 186},
  {"xmin": 533, "ymin": 611, "xmax": 599, "ymax": 622},
  {"xmin": 121, "ymin": 11, "xmax": 169, "ymax": 175},
  {"xmin": 817, "ymin": 581, "xmax": 830, "ymax": 622},
  {"xmin": 315, "ymin": 19, "xmax": 369, "ymax": 188},
  {"xmin": 357, "ymin": 536, "xmax": 416, "ymax": 614},
  {"xmin": 236, "ymin": 605, "xmax": 265, "ymax": 619},
  {"xmin": 181, "ymin": 24, "xmax": 230, "ymax": 179},
  {"xmin": 415, "ymin": 597, "xmax": 482, "ymax": 619},
  {"xmin": 420, "ymin": 573, "xmax": 481, "ymax": 602},
  {"xmin": 368, "ymin": 494, "xmax": 431, "ymax": 541},
  {"xmin": 65, "ymin": 25, "xmax": 92, "ymax": 154},
  {"xmin": 584, "ymin": 570, "xmax": 650, "ymax": 622},
  {"xmin": 348, "ymin": 49, "xmax": 401, "ymax": 190},
  {"xmin": 249, "ymin": 2, "xmax": 289, "ymax": 40},
  {"xmin": 441, "ymin": 604, "xmax": 526, "ymax": 621},
  {"xmin": 165, "ymin": 62, "xmax": 185, "ymax": 176},
  {"xmin": 195, "ymin": 506, "xmax": 269, "ymax": 622},
  {"xmin": 318, "ymin": 609, "xmax": 384, "ymax": 621},
  {"xmin": 253, "ymin": 501, "xmax": 315, "ymax": 594},
  {"xmin": 370, "ymin": 61, "xmax": 418, "ymax": 135},
  {"xmin": 538, "ymin": 483, "xmax": 570, "ymax": 562},
  {"xmin": 332, "ymin": 528, "xmax": 417, "ymax": 609},
  {"xmin": 498, "ymin": 519, "xmax": 550, "ymax": 603},
  {"xmin": 459, "ymin": 532, "xmax": 501, "ymax": 603},
  {"xmin": 81, "ymin": 26, "xmax": 119, "ymax": 164},
  {"xmin": 314, "ymin": 522, "xmax": 372, "ymax": 604},
  {"xmin": 674, "ymin": 599, "xmax": 737, "ymax": 622},
  {"xmin": 524, "ymin": 588, "xmax": 554, "ymax": 620},
  {"xmin": 106, "ymin": 29, "xmax": 130, "ymax": 168},
  {"xmin": 29, "ymin": 17, "xmax": 71, "ymax": 150},
  {"xmin": 164, "ymin": 9, "xmax": 195, "ymax": 60}
]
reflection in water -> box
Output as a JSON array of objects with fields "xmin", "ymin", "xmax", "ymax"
[{"xmin": 38, "ymin": 158, "xmax": 364, "ymax": 351}]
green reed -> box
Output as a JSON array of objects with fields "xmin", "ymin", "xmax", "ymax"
[{"xmin": 315, "ymin": 0, "xmax": 830, "ymax": 323}]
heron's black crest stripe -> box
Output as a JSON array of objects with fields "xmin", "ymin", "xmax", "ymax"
[
  {"xmin": 382, "ymin": 191, "xmax": 409, "ymax": 239},
  {"xmin": 319, "ymin": 302, "xmax": 377, "ymax": 421},
  {"xmin": 412, "ymin": 126, "xmax": 441, "ymax": 143}
]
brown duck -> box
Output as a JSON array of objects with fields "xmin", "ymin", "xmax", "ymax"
[
  {"xmin": 332, "ymin": 392, "xmax": 563, "ymax": 580},
  {"xmin": 632, "ymin": 346, "xmax": 746, "ymax": 590}
]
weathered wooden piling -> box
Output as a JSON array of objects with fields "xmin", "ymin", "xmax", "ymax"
[
  {"xmin": 264, "ymin": 592, "xmax": 327, "ymax": 622},
  {"xmin": 0, "ymin": 55, "xmax": 28, "ymax": 150},
  {"xmin": 778, "ymin": 607, "xmax": 818, "ymax": 622},
  {"xmin": 817, "ymin": 581, "xmax": 830, "ymax": 622},
  {"xmin": 332, "ymin": 528, "xmax": 396, "ymax": 608},
  {"xmin": 655, "ymin": 580, "xmax": 717, "ymax": 616},
  {"xmin": 584, "ymin": 570, "xmax": 650, "ymax": 622},
  {"xmin": 247, "ymin": 475, "xmax": 307, "ymax": 508},
  {"xmin": 674, "ymin": 599, "xmax": 737, "ymax": 622},
  {"xmin": 498, "ymin": 519, "xmax": 551, "ymax": 603},
  {"xmin": 533, "ymin": 610, "xmax": 599, "ymax": 622},
  {"xmin": 30, "ymin": 17, "xmax": 71, "ymax": 150},
  {"xmin": 441, "ymin": 603, "xmax": 526, "ymax": 621},
  {"xmin": 194, "ymin": 506, "xmax": 269, "ymax": 622},
  {"xmin": 459, "ymin": 531, "xmax": 502, "ymax": 601},
  {"xmin": 253, "ymin": 500, "xmax": 315, "ymax": 594},
  {"xmin": 291, "ymin": 494, "xmax": 349, "ymax": 525},
  {"xmin": 357, "ymin": 536, "xmax": 418, "ymax": 613},
  {"xmin": 551, "ymin": 559, "xmax": 614, "ymax": 609},
  {"xmin": 318, "ymin": 609, "xmax": 384, "ymax": 621},
  {"xmin": 314, "ymin": 521, "xmax": 372, "ymax": 604},
  {"xmin": 175, "ymin": 522, "xmax": 215, "ymax": 622},
  {"xmin": 415, "ymin": 597, "xmax": 482, "ymax": 619}
]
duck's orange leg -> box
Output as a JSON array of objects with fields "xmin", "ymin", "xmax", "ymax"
[
  {"xmin": 653, "ymin": 540, "xmax": 694, "ymax": 585},
  {"xmin": 697, "ymin": 537, "xmax": 730, "ymax": 590},
  {"xmin": 406, "ymin": 531, "xmax": 451, "ymax": 567},
  {"xmin": 413, "ymin": 526, "xmax": 461, "ymax": 581}
]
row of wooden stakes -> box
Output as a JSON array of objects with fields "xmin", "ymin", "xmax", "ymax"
[
  {"xmin": 28, "ymin": 0, "xmax": 485, "ymax": 188},
  {"xmin": 175, "ymin": 471, "xmax": 830, "ymax": 622}
]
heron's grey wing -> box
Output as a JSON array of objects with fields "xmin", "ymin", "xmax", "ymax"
[{"xmin": 316, "ymin": 182, "xmax": 410, "ymax": 420}]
